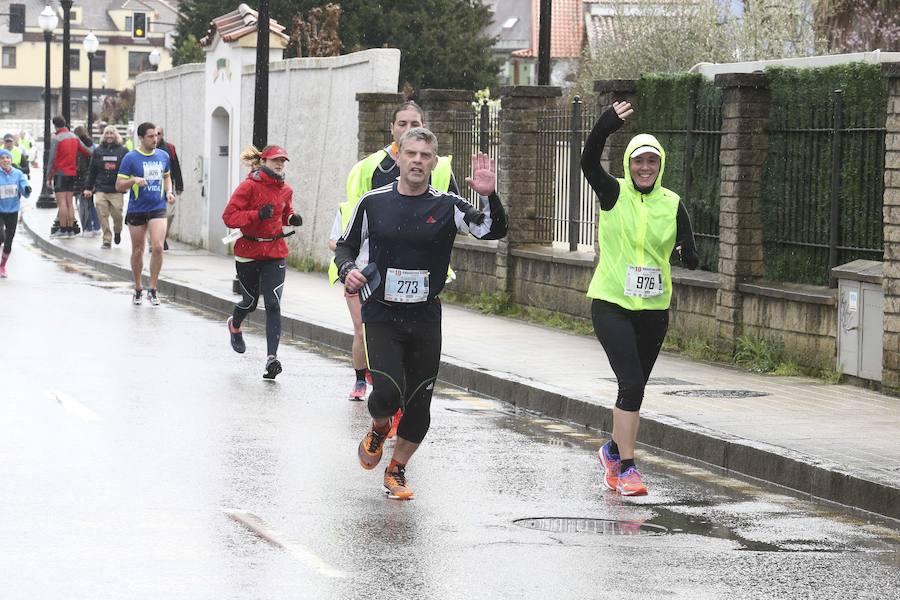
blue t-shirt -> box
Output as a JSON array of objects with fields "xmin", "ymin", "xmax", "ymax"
[
  {"xmin": 118, "ymin": 148, "xmax": 170, "ymax": 213},
  {"xmin": 0, "ymin": 166, "xmax": 30, "ymax": 213}
]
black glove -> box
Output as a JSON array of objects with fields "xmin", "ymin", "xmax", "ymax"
[
  {"xmin": 288, "ymin": 213, "xmax": 303, "ymax": 227},
  {"xmin": 24, "ymin": 186, "xmax": 32, "ymax": 196},
  {"xmin": 258, "ymin": 203, "xmax": 274, "ymax": 220}
]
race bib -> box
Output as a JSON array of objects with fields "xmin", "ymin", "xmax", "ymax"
[
  {"xmin": 143, "ymin": 163, "xmax": 162, "ymax": 181},
  {"xmin": 624, "ymin": 266, "xmax": 664, "ymax": 298},
  {"xmin": 384, "ymin": 268, "xmax": 429, "ymax": 303},
  {"xmin": 0, "ymin": 184, "xmax": 17, "ymax": 199}
]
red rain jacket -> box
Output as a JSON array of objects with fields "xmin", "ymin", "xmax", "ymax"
[{"xmin": 222, "ymin": 167, "xmax": 297, "ymax": 260}]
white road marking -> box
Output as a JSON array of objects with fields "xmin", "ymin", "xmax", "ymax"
[
  {"xmin": 47, "ymin": 390, "xmax": 101, "ymax": 422},
  {"xmin": 224, "ymin": 509, "xmax": 348, "ymax": 579}
]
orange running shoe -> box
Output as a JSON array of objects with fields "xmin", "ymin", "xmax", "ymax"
[
  {"xmin": 387, "ymin": 409, "xmax": 403, "ymax": 439},
  {"xmin": 616, "ymin": 467, "xmax": 648, "ymax": 496},
  {"xmin": 383, "ymin": 465, "xmax": 414, "ymax": 500},
  {"xmin": 358, "ymin": 424, "xmax": 387, "ymax": 470},
  {"xmin": 598, "ymin": 441, "xmax": 621, "ymax": 491}
]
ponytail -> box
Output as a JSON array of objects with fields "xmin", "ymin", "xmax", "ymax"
[{"xmin": 240, "ymin": 145, "xmax": 263, "ymax": 169}]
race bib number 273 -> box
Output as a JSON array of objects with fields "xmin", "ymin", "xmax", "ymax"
[{"xmin": 384, "ymin": 268, "xmax": 429, "ymax": 303}]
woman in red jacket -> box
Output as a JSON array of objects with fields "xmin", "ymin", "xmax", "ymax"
[{"xmin": 222, "ymin": 145, "xmax": 303, "ymax": 380}]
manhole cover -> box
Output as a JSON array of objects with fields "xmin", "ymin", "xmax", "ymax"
[
  {"xmin": 664, "ymin": 389, "xmax": 770, "ymax": 398},
  {"xmin": 513, "ymin": 517, "xmax": 668, "ymax": 536},
  {"xmin": 602, "ymin": 377, "xmax": 696, "ymax": 386}
]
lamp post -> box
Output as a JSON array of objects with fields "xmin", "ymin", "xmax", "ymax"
[
  {"xmin": 36, "ymin": 4, "xmax": 59, "ymax": 209},
  {"xmin": 148, "ymin": 49, "xmax": 160, "ymax": 72},
  {"xmin": 253, "ymin": 0, "xmax": 270, "ymax": 148},
  {"xmin": 83, "ymin": 32, "xmax": 99, "ymax": 138},
  {"xmin": 61, "ymin": 0, "xmax": 73, "ymax": 125}
]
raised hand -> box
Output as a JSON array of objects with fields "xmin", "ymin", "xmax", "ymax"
[
  {"xmin": 464, "ymin": 152, "xmax": 496, "ymax": 196},
  {"xmin": 613, "ymin": 101, "xmax": 634, "ymax": 121}
]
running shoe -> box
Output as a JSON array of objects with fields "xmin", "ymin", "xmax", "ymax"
[
  {"xmin": 101, "ymin": 241, "xmax": 111, "ymax": 249},
  {"xmin": 598, "ymin": 441, "xmax": 621, "ymax": 491},
  {"xmin": 365, "ymin": 370, "xmax": 374, "ymax": 386},
  {"xmin": 114, "ymin": 232, "xmax": 121, "ymax": 245},
  {"xmin": 148, "ymin": 288, "xmax": 160, "ymax": 306},
  {"xmin": 0, "ymin": 266, "xmax": 7, "ymax": 279},
  {"xmin": 227, "ymin": 317, "xmax": 246, "ymax": 354},
  {"xmin": 383, "ymin": 465, "xmax": 414, "ymax": 500},
  {"xmin": 132, "ymin": 288, "xmax": 143, "ymax": 305},
  {"xmin": 263, "ymin": 355, "xmax": 282, "ymax": 380},
  {"xmin": 387, "ymin": 409, "xmax": 402, "ymax": 439},
  {"xmin": 616, "ymin": 467, "xmax": 648, "ymax": 496},
  {"xmin": 348, "ymin": 380, "xmax": 366, "ymax": 401},
  {"xmin": 358, "ymin": 424, "xmax": 387, "ymax": 470}
]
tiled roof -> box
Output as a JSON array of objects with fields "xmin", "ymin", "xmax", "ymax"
[
  {"xmin": 200, "ymin": 2, "xmax": 289, "ymax": 47},
  {"xmin": 511, "ymin": 0, "xmax": 584, "ymax": 58}
]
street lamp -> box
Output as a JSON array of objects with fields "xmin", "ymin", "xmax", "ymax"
[
  {"xmin": 83, "ymin": 32, "xmax": 99, "ymax": 138},
  {"xmin": 148, "ymin": 49, "xmax": 160, "ymax": 71},
  {"xmin": 61, "ymin": 0, "xmax": 73, "ymax": 126},
  {"xmin": 36, "ymin": 4, "xmax": 59, "ymax": 209}
]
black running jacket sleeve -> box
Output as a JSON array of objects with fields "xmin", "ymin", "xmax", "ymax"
[{"xmin": 580, "ymin": 107, "xmax": 624, "ymax": 211}]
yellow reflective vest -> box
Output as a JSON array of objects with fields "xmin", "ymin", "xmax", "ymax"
[
  {"xmin": 328, "ymin": 149, "xmax": 454, "ymax": 284},
  {"xmin": 586, "ymin": 133, "xmax": 679, "ymax": 311}
]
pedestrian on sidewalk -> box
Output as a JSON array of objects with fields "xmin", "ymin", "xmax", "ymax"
[
  {"xmin": 115, "ymin": 122, "xmax": 175, "ymax": 306},
  {"xmin": 329, "ymin": 101, "xmax": 463, "ymax": 405},
  {"xmin": 0, "ymin": 148, "xmax": 32, "ymax": 278},
  {"xmin": 581, "ymin": 101, "xmax": 700, "ymax": 497},
  {"xmin": 84, "ymin": 126, "xmax": 128, "ymax": 249},
  {"xmin": 73, "ymin": 126, "xmax": 100, "ymax": 237},
  {"xmin": 155, "ymin": 127, "xmax": 184, "ymax": 252},
  {"xmin": 47, "ymin": 116, "xmax": 91, "ymax": 238},
  {"xmin": 222, "ymin": 145, "xmax": 302, "ymax": 380},
  {"xmin": 336, "ymin": 128, "xmax": 508, "ymax": 500}
]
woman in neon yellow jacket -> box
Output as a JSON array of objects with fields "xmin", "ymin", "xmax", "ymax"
[{"xmin": 581, "ymin": 101, "xmax": 699, "ymax": 497}]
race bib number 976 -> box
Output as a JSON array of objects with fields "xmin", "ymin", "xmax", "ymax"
[
  {"xmin": 624, "ymin": 266, "xmax": 664, "ymax": 298},
  {"xmin": 384, "ymin": 268, "xmax": 429, "ymax": 303}
]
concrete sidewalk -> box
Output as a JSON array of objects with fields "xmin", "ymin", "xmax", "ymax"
[{"xmin": 19, "ymin": 201, "xmax": 900, "ymax": 520}]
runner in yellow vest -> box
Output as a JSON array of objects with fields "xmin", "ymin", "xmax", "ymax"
[
  {"xmin": 581, "ymin": 101, "xmax": 699, "ymax": 497},
  {"xmin": 328, "ymin": 100, "xmax": 460, "ymax": 407}
]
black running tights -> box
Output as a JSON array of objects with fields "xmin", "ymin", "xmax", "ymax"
[
  {"xmin": 591, "ymin": 299, "xmax": 669, "ymax": 412},
  {"xmin": 233, "ymin": 258, "xmax": 286, "ymax": 356},
  {"xmin": 364, "ymin": 321, "xmax": 441, "ymax": 444},
  {"xmin": 0, "ymin": 212, "xmax": 17, "ymax": 254}
]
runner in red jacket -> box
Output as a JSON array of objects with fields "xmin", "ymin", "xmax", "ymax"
[{"xmin": 222, "ymin": 145, "xmax": 302, "ymax": 380}]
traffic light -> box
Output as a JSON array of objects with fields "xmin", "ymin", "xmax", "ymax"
[
  {"xmin": 9, "ymin": 3, "xmax": 25, "ymax": 34},
  {"xmin": 132, "ymin": 11, "xmax": 147, "ymax": 39}
]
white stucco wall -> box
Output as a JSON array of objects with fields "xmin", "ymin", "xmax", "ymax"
[
  {"xmin": 239, "ymin": 48, "xmax": 401, "ymax": 267},
  {"xmin": 134, "ymin": 63, "xmax": 206, "ymax": 248},
  {"xmin": 134, "ymin": 47, "xmax": 400, "ymax": 260}
]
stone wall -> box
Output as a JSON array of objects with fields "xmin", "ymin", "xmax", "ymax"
[{"xmin": 882, "ymin": 63, "xmax": 900, "ymax": 390}]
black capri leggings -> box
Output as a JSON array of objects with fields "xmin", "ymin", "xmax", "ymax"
[
  {"xmin": 233, "ymin": 258, "xmax": 286, "ymax": 356},
  {"xmin": 0, "ymin": 212, "xmax": 18, "ymax": 254},
  {"xmin": 591, "ymin": 299, "xmax": 669, "ymax": 412},
  {"xmin": 364, "ymin": 321, "xmax": 442, "ymax": 444}
]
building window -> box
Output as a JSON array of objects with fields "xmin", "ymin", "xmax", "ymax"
[
  {"xmin": 128, "ymin": 51, "xmax": 151, "ymax": 77},
  {"xmin": 91, "ymin": 50, "xmax": 107, "ymax": 72},
  {"xmin": 69, "ymin": 48, "xmax": 80, "ymax": 70},
  {"xmin": 125, "ymin": 16, "xmax": 132, "ymax": 33},
  {"xmin": 0, "ymin": 100, "xmax": 15, "ymax": 115},
  {"xmin": 1, "ymin": 47, "xmax": 16, "ymax": 69}
]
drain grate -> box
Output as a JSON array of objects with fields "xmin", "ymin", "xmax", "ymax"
[
  {"xmin": 602, "ymin": 377, "xmax": 696, "ymax": 386},
  {"xmin": 513, "ymin": 517, "xmax": 668, "ymax": 536},
  {"xmin": 664, "ymin": 389, "xmax": 770, "ymax": 398}
]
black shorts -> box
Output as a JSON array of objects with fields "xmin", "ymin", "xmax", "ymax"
[
  {"xmin": 125, "ymin": 209, "xmax": 168, "ymax": 226},
  {"xmin": 53, "ymin": 174, "xmax": 76, "ymax": 192}
]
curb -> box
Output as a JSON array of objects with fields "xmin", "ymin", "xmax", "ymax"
[{"xmin": 24, "ymin": 215, "xmax": 900, "ymax": 521}]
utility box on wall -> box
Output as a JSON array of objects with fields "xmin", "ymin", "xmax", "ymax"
[{"xmin": 832, "ymin": 260, "xmax": 883, "ymax": 381}]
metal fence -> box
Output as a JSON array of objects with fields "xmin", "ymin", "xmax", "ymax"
[
  {"xmin": 763, "ymin": 90, "xmax": 886, "ymax": 286},
  {"xmin": 451, "ymin": 100, "xmax": 500, "ymax": 206},
  {"xmin": 535, "ymin": 98, "xmax": 599, "ymax": 250}
]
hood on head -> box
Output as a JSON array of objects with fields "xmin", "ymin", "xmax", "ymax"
[{"xmin": 623, "ymin": 133, "xmax": 666, "ymax": 194}]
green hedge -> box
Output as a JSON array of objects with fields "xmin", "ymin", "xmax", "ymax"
[
  {"xmin": 635, "ymin": 74, "xmax": 722, "ymax": 272},
  {"xmin": 762, "ymin": 64, "xmax": 887, "ymax": 284}
]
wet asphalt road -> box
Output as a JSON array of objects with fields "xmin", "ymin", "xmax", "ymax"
[{"xmin": 2, "ymin": 235, "xmax": 899, "ymax": 600}]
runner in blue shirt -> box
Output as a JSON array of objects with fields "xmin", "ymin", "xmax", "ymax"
[
  {"xmin": 116, "ymin": 122, "xmax": 175, "ymax": 306},
  {"xmin": 0, "ymin": 148, "xmax": 31, "ymax": 278}
]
